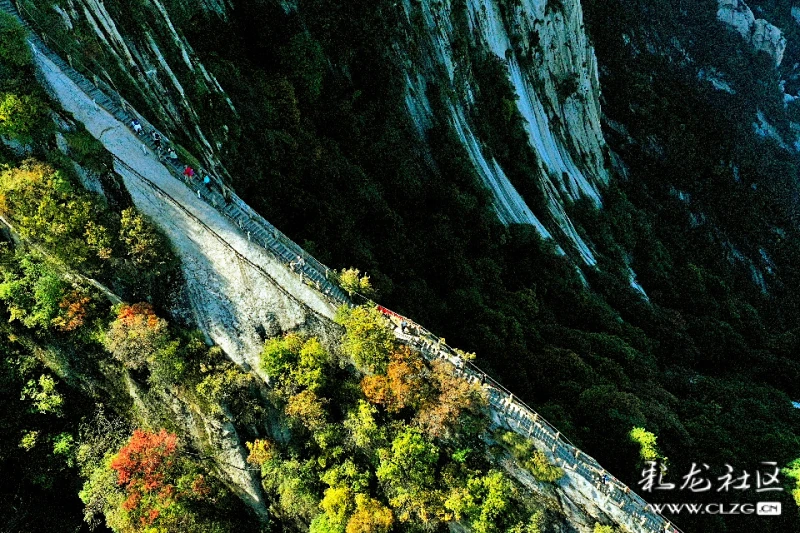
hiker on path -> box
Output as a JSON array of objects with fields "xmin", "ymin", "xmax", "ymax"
[
  {"xmin": 167, "ymin": 147, "xmax": 178, "ymax": 160},
  {"xmin": 291, "ymin": 255, "xmax": 306, "ymax": 277},
  {"xmin": 151, "ymin": 131, "xmax": 162, "ymax": 151},
  {"xmin": 291, "ymin": 255, "xmax": 305, "ymax": 270},
  {"xmin": 131, "ymin": 119, "xmax": 143, "ymax": 135},
  {"xmin": 183, "ymin": 165, "xmax": 195, "ymax": 180}
]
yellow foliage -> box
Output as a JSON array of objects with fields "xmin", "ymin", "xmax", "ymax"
[
  {"xmin": 0, "ymin": 160, "xmax": 112, "ymax": 268},
  {"xmin": 337, "ymin": 268, "xmax": 374, "ymax": 297},
  {"xmin": 285, "ymin": 389, "xmax": 328, "ymax": 431},
  {"xmin": 629, "ymin": 426, "xmax": 663, "ymax": 463},
  {"xmin": 346, "ymin": 494, "xmax": 393, "ymax": 533},
  {"xmin": 246, "ymin": 439, "xmax": 276, "ymax": 466},
  {"xmin": 321, "ymin": 486, "xmax": 354, "ymax": 526}
]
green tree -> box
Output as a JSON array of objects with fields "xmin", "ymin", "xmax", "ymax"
[
  {"xmin": 783, "ymin": 458, "xmax": 800, "ymax": 506},
  {"xmin": 310, "ymin": 513, "xmax": 346, "ymax": 533},
  {"xmin": 293, "ymin": 336, "xmax": 330, "ymax": 392},
  {"xmin": 52, "ymin": 432, "xmax": 75, "ymax": 467},
  {"xmin": 629, "ymin": 426, "xmax": 664, "ymax": 463},
  {"xmin": 320, "ymin": 485, "xmax": 354, "ymax": 528},
  {"xmin": 336, "ymin": 268, "xmax": 374, "ymax": 297},
  {"xmin": 0, "ymin": 160, "xmax": 112, "ymax": 268},
  {"xmin": 0, "ymin": 92, "xmax": 47, "ymax": 142},
  {"xmin": 343, "ymin": 400, "xmax": 383, "ymax": 451},
  {"xmin": 21, "ymin": 374, "xmax": 64, "ymax": 415},
  {"xmin": 260, "ymin": 332, "xmax": 303, "ymax": 382},
  {"xmin": 260, "ymin": 457, "xmax": 321, "ymax": 521},
  {"xmin": 0, "ymin": 11, "xmax": 30, "ymax": 67},
  {"xmin": 335, "ymin": 305, "xmax": 395, "ymax": 373},
  {"xmin": 508, "ymin": 511, "xmax": 545, "ymax": 533},
  {"xmin": 63, "ymin": 127, "xmax": 111, "ymax": 174},
  {"xmin": 281, "ymin": 32, "xmax": 326, "ymax": 105},
  {"xmin": 526, "ymin": 451, "xmax": 564, "ymax": 483},
  {"xmin": 195, "ymin": 347, "xmax": 259, "ymax": 418},
  {"xmin": 119, "ymin": 208, "xmax": 170, "ymax": 269},
  {"xmin": 444, "ymin": 470, "xmax": 517, "ymax": 533},
  {"xmin": 0, "ymin": 252, "xmax": 67, "ymax": 329},
  {"xmin": 376, "ymin": 428, "xmax": 441, "ymax": 524}
]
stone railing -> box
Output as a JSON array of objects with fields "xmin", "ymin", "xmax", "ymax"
[
  {"xmin": 4, "ymin": 0, "xmax": 349, "ymax": 308},
  {"xmin": 375, "ymin": 308, "xmax": 683, "ymax": 533},
  {"xmin": 0, "ymin": 1, "xmax": 682, "ymax": 531}
]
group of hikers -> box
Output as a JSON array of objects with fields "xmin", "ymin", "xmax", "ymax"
[
  {"xmin": 130, "ymin": 118, "xmax": 231, "ymax": 205},
  {"xmin": 130, "ymin": 119, "xmax": 177, "ymax": 161},
  {"xmin": 182, "ymin": 164, "xmax": 231, "ymax": 204}
]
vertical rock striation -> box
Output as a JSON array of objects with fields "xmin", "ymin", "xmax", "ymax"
[
  {"xmin": 33, "ymin": 0, "xmax": 235, "ymax": 170},
  {"xmin": 400, "ymin": 0, "xmax": 608, "ymax": 265}
]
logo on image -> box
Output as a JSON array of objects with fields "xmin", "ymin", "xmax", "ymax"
[{"xmin": 756, "ymin": 502, "xmax": 781, "ymax": 516}]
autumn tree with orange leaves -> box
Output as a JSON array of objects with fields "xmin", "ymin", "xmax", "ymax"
[
  {"xmin": 104, "ymin": 303, "xmax": 169, "ymax": 370},
  {"xmin": 361, "ymin": 347, "xmax": 486, "ymax": 439},
  {"xmin": 110, "ymin": 429, "xmax": 181, "ymax": 526},
  {"xmin": 360, "ymin": 346, "xmax": 430, "ymax": 413},
  {"xmin": 52, "ymin": 288, "xmax": 93, "ymax": 332}
]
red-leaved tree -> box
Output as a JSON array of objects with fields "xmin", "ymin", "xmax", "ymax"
[{"xmin": 109, "ymin": 429, "xmax": 180, "ymax": 526}]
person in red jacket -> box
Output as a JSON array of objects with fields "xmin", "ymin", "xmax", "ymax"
[{"xmin": 183, "ymin": 165, "xmax": 195, "ymax": 180}]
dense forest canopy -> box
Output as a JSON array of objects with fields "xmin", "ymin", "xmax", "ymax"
[{"xmin": 3, "ymin": 0, "xmax": 800, "ymax": 531}]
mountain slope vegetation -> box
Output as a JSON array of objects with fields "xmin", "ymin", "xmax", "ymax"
[{"xmin": 4, "ymin": 0, "xmax": 800, "ymax": 531}]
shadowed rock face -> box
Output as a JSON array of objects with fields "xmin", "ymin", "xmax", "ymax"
[
  {"xmin": 401, "ymin": 0, "xmax": 607, "ymax": 264},
  {"xmin": 40, "ymin": 0, "xmax": 609, "ymax": 265},
  {"xmin": 717, "ymin": 0, "xmax": 786, "ymax": 66}
]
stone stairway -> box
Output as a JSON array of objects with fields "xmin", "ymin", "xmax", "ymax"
[
  {"xmin": 391, "ymin": 326, "xmax": 682, "ymax": 533},
  {"xmin": 0, "ymin": 1, "xmax": 683, "ymax": 531},
  {"xmin": 2, "ymin": 0, "xmax": 348, "ymax": 306}
]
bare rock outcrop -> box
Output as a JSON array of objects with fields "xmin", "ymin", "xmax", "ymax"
[{"xmin": 717, "ymin": 0, "xmax": 786, "ymax": 66}]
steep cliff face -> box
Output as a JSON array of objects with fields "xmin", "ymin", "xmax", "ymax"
[
  {"xmin": 20, "ymin": 27, "xmax": 342, "ymax": 521},
  {"xmin": 35, "ymin": 43, "xmax": 340, "ymax": 373},
  {"xmin": 22, "ymin": 0, "xmax": 610, "ymax": 267},
  {"xmin": 14, "ymin": 16, "xmax": 673, "ymax": 529},
  {"xmin": 17, "ymin": 0, "xmax": 235, "ymax": 170},
  {"xmin": 401, "ymin": 0, "xmax": 608, "ymax": 265},
  {"xmin": 717, "ymin": 0, "xmax": 787, "ymax": 66},
  {"xmin": 12, "ymin": 1, "xmax": 800, "ymax": 532}
]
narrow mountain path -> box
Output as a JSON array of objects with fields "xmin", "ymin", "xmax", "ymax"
[
  {"xmin": 30, "ymin": 32, "xmax": 340, "ymax": 371},
  {"xmin": 0, "ymin": 2, "xmax": 683, "ymax": 531}
]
